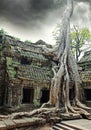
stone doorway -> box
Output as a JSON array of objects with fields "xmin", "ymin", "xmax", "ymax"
[
  {"xmin": 40, "ymin": 89, "xmax": 49, "ymax": 104},
  {"xmin": 22, "ymin": 88, "xmax": 34, "ymax": 104},
  {"xmin": 84, "ymin": 89, "xmax": 91, "ymax": 101},
  {"xmin": 0, "ymin": 85, "xmax": 5, "ymax": 106}
]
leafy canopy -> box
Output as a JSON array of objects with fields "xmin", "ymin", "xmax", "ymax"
[
  {"xmin": 71, "ymin": 27, "xmax": 91, "ymax": 49},
  {"xmin": 71, "ymin": 26, "xmax": 91, "ymax": 61}
]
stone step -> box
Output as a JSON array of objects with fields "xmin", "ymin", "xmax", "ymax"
[
  {"xmin": 51, "ymin": 123, "xmax": 75, "ymax": 130},
  {"xmin": 51, "ymin": 119, "xmax": 91, "ymax": 130},
  {"xmin": 3, "ymin": 119, "xmax": 15, "ymax": 129},
  {"xmin": 56, "ymin": 123, "xmax": 74, "ymax": 130},
  {"xmin": 51, "ymin": 121, "xmax": 88, "ymax": 130},
  {"xmin": 61, "ymin": 121, "xmax": 89, "ymax": 130},
  {"xmin": 0, "ymin": 117, "xmax": 46, "ymax": 130},
  {"xmin": 0, "ymin": 121, "xmax": 6, "ymax": 130}
]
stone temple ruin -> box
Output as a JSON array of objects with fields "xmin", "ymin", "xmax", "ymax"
[
  {"xmin": 0, "ymin": 32, "xmax": 53, "ymax": 110},
  {"xmin": 78, "ymin": 50, "xmax": 91, "ymax": 107},
  {"xmin": 0, "ymin": 32, "xmax": 91, "ymax": 111}
]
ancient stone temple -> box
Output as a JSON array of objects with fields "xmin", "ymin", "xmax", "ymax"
[
  {"xmin": 0, "ymin": 32, "xmax": 53, "ymax": 109},
  {"xmin": 1, "ymin": 31, "xmax": 91, "ymax": 111},
  {"xmin": 78, "ymin": 50, "xmax": 91, "ymax": 106}
]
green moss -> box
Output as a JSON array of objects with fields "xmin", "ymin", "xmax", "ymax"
[
  {"xmin": 12, "ymin": 61, "xmax": 20, "ymax": 66},
  {"xmin": 0, "ymin": 45, "xmax": 2, "ymax": 49},
  {"xmin": 6, "ymin": 57, "xmax": 18, "ymax": 78},
  {"xmin": 8, "ymin": 70, "xmax": 16, "ymax": 78},
  {"xmin": 14, "ymin": 37, "xmax": 20, "ymax": 41},
  {"xmin": 0, "ymin": 28, "xmax": 8, "ymax": 35},
  {"xmin": 6, "ymin": 57, "xmax": 12, "ymax": 66},
  {"xmin": 25, "ymin": 40, "xmax": 31, "ymax": 43},
  {"xmin": 0, "ymin": 45, "xmax": 2, "ymax": 56},
  {"xmin": 33, "ymin": 100, "xmax": 40, "ymax": 107}
]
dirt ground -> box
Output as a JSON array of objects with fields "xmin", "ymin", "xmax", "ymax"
[
  {"xmin": 36, "ymin": 124, "xmax": 51, "ymax": 130},
  {"xmin": 27, "ymin": 124, "xmax": 51, "ymax": 130}
]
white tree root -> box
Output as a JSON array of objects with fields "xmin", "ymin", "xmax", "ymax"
[{"xmin": 75, "ymin": 99, "xmax": 91, "ymax": 110}]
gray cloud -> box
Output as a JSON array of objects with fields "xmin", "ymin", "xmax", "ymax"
[
  {"xmin": 0, "ymin": 0, "xmax": 90, "ymax": 27},
  {"xmin": 0, "ymin": 0, "xmax": 66, "ymax": 27},
  {"xmin": 71, "ymin": 0, "xmax": 91, "ymax": 28},
  {"xmin": 0, "ymin": 0, "xmax": 91, "ymax": 44}
]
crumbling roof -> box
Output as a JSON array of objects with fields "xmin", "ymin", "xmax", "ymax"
[
  {"xmin": 4, "ymin": 35, "xmax": 43, "ymax": 52},
  {"xmin": 35, "ymin": 40, "xmax": 52, "ymax": 48},
  {"xmin": 3, "ymin": 34, "xmax": 53, "ymax": 83},
  {"xmin": 21, "ymin": 50, "xmax": 47, "ymax": 61},
  {"xmin": 18, "ymin": 65, "xmax": 52, "ymax": 82},
  {"xmin": 3, "ymin": 35, "xmax": 51, "ymax": 62}
]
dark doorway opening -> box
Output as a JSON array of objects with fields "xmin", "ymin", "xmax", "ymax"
[
  {"xmin": 84, "ymin": 89, "xmax": 91, "ymax": 101},
  {"xmin": 0, "ymin": 85, "xmax": 5, "ymax": 106},
  {"xmin": 22, "ymin": 88, "xmax": 34, "ymax": 104},
  {"xmin": 0, "ymin": 96, "xmax": 4, "ymax": 106},
  {"xmin": 40, "ymin": 89, "xmax": 49, "ymax": 103}
]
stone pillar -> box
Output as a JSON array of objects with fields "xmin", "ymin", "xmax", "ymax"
[
  {"xmin": 17, "ymin": 86, "xmax": 22, "ymax": 106},
  {"xmin": 11, "ymin": 85, "xmax": 22, "ymax": 107},
  {"xmin": 7, "ymin": 86, "xmax": 12, "ymax": 107},
  {"xmin": 33, "ymin": 86, "xmax": 41, "ymax": 107},
  {"xmin": 4, "ymin": 85, "xmax": 7, "ymax": 106}
]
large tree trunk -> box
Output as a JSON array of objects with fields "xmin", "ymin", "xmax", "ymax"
[
  {"xmin": 44, "ymin": 0, "xmax": 91, "ymax": 116},
  {"xmin": 49, "ymin": 0, "xmax": 74, "ymax": 109}
]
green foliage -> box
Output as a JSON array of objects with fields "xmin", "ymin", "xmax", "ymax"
[
  {"xmin": 12, "ymin": 60, "xmax": 20, "ymax": 65},
  {"xmin": 0, "ymin": 45, "xmax": 2, "ymax": 56},
  {"xmin": 0, "ymin": 29, "xmax": 21, "ymax": 41},
  {"xmin": 0, "ymin": 28, "xmax": 8, "ymax": 35},
  {"xmin": 6, "ymin": 57, "xmax": 17, "ymax": 78},
  {"xmin": 53, "ymin": 24, "xmax": 91, "ymax": 61},
  {"xmin": 14, "ymin": 36, "xmax": 20, "ymax": 41},
  {"xmin": 0, "ymin": 45, "xmax": 2, "ymax": 50},
  {"xmin": 6, "ymin": 57, "xmax": 12, "ymax": 66},
  {"xmin": 9, "ymin": 70, "xmax": 16, "ymax": 78},
  {"xmin": 71, "ymin": 26, "xmax": 91, "ymax": 61},
  {"xmin": 71, "ymin": 27, "xmax": 91, "ymax": 49},
  {"xmin": 33, "ymin": 100, "xmax": 40, "ymax": 107},
  {"xmin": 25, "ymin": 40, "xmax": 31, "ymax": 43}
]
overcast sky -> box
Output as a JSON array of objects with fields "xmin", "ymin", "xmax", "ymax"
[{"xmin": 0, "ymin": 0, "xmax": 91, "ymax": 45}]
